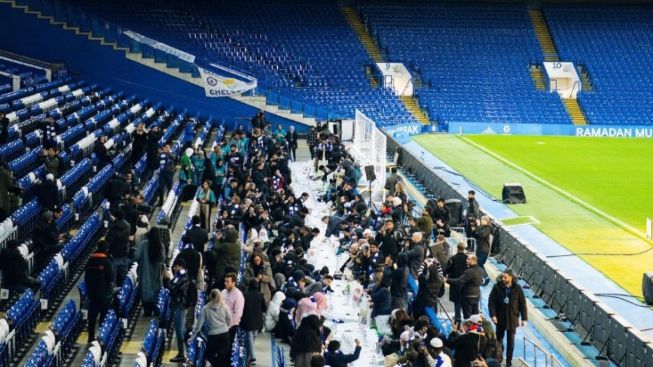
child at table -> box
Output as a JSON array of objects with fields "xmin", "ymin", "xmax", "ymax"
[{"xmin": 324, "ymin": 339, "xmax": 362, "ymax": 367}]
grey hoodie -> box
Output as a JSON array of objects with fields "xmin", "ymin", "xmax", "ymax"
[{"xmin": 191, "ymin": 303, "xmax": 232, "ymax": 337}]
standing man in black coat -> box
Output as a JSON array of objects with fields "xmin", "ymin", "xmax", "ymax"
[
  {"xmin": 471, "ymin": 215, "xmax": 492, "ymax": 285},
  {"xmin": 307, "ymin": 126, "xmax": 318, "ymax": 160},
  {"xmin": 445, "ymin": 242, "xmax": 469, "ymax": 322},
  {"xmin": 157, "ymin": 143, "xmax": 175, "ymax": 207},
  {"xmin": 131, "ymin": 122, "xmax": 148, "ymax": 167},
  {"xmin": 144, "ymin": 126, "xmax": 161, "ymax": 180},
  {"xmin": 445, "ymin": 254, "xmax": 484, "ymax": 319},
  {"xmin": 286, "ymin": 125, "xmax": 299, "ymax": 162},
  {"xmin": 106, "ymin": 209, "xmax": 131, "ymax": 286},
  {"xmin": 241, "ymin": 279, "xmax": 267, "ymax": 364},
  {"xmin": 488, "ymin": 269, "xmax": 527, "ymax": 366},
  {"xmin": 84, "ymin": 240, "xmax": 114, "ymax": 343},
  {"xmin": 186, "ymin": 215, "xmax": 209, "ymax": 252},
  {"xmin": 405, "ymin": 231, "xmax": 425, "ymax": 279}
]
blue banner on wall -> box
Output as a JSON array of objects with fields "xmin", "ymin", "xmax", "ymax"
[
  {"xmin": 383, "ymin": 123, "xmax": 423, "ymax": 143},
  {"xmin": 448, "ymin": 122, "xmax": 653, "ymax": 138}
]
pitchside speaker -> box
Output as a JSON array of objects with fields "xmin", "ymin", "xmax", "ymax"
[
  {"xmin": 644, "ymin": 272, "xmax": 653, "ymax": 305},
  {"xmin": 445, "ymin": 199, "xmax": 463, "ymax": 227},
  {"xmin": 502, "ymin": 183, "xmax": 526, "ymax": 204},
  {"xmin": 364, "ymin": 165, "xmax": 376, "ymax": 182}
]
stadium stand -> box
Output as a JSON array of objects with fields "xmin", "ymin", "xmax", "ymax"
[
  {"xmin": 50, "ymin": 0, "xmax": 419, "ymax": 127},
  {"xmin": 544, "ymin": 6, "xmax": 653, "ymax": 125},
  {"xmin": 359, "ymin": 3, "xmax": 571, "ymax": 128},
  {"xmin": 3, "ymin": 1, "xmax": 653, "ymax": 367}
]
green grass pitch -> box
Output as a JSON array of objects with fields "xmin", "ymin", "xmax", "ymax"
[{"xmin": 412, "ymin": 134, "xmax": 653, "ymax": 296}]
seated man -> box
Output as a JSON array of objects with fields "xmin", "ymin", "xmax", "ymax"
[
  {"xmin": 32, "ymin": 211, "xmax": 64, "ymax": 269},
  {"xmin": 0, "ymin": 240, "xmax": 40, "ymax": 291}
]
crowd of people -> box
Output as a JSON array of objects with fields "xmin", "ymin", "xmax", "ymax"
[
  {"xmin": 258, "ymin": 126, "xmax": 528, "ymax": 367},
  {"xmin": 1, "ymin": 108, "xmax": 528, "ymax": 367}
]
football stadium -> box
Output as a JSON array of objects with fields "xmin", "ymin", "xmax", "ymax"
[{"xmin": 0, "ymin": 0, "xmax": 652, "ymax": 367}]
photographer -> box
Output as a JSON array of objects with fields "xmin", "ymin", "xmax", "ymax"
[
  {"xmin": 413, "ymin": 257, "xmax": 444, "ymax": 319},
  {"xmin": 471, "ymin": 215, "xmax": 492, "ymax": 285},
  {"xmin": 375, "ymin": 219, "xmax": 400, "ymax": 261},
  {"xmin": 405, "ymin": 232, "xmax": 426, "ymax": 279}
]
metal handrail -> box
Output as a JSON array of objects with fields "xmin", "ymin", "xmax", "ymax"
[
  {"xmin": 400, "ymin": 78, "xmax": 414, "ymax": 96},
  {"xmin": 523, "ymin": 336, "xmax": 549, "ymax": 367},
  {"xmin": 570, "ymin": 81, "xmax": 580, "ymax": 98}
]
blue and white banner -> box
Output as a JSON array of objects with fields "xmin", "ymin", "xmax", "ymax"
[
  {"xmin": 198, "ymin": 63, "xmax": 257, "ymax": 97},
  {"xmin": 383, "ymin": 123, "xmax": 423, "ymax": 143},
  {"xmin": 123, "ymin": 30, "xmax": 196, "ymax": 63},
  {"xmin": 448, "ymin": 122, "xmax": 653, "ymax": 139}
]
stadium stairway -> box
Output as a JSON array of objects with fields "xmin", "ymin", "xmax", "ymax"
[
  {"xmin": 0, "ymin": 0, "xmax": 318, "ymax": 128},
  {"xmin": 529, "ymin": 8, "xmax": 589, "ymax": 125},
  {"xmin": 529, "ymin": 65, "xmax": 546, "ymax": 91},
  {"xmin": 577, "ymin": 64, "xmax": 594, "ymax": 93},
  {"xmin": 528, "ymin": 10, "xmax": 559, "ymax": 62},
  {"xmin": 340, "ymin": 6, "xmax": 384, "ymax": 63},
  {"xmin": 562, "ymin": 98, "xmax": 588, "ymax": 125},
  {"xmin": 400, "ymin": 95, "xmax": 431, "ymax": 125},
  {"xmin": 342, "ymin": 5, "xmax": 433, "ymax": 125}
]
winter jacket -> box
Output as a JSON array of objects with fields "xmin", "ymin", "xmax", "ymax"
[
  {"xmin": 371, "ymin": 286, "xmax": 392, "ymax": 318},
  {"xmin": 264, "ymin": 292, "xmax": 286, "ymax": 331},
  {"xmin": 416, "ymin": 213, "xmax": 433, "ymax": 236},
  {"xmin": 168, "ymin": 271, "xmax": 190, "ymax": 309},
  {"xmin": 473, "ymin": 225, "xmax": 492, "ymax": 255},
  {"xmin": 191, "ymin": 303, "xmax": 231, "ymax": 338},
  {"xmin": 84, "ymin": 252, "xmax": 114, "ymax": 302},
  {"xmin": 324, "ymin": 346, "xmax": 362, "ymax": 367},
  {"xmin": 447, "ymin": 331, "xmax": 487, "ymax": 367},
  {"xmin": 415, "ymin": 263, "xmax": 444, "ymax": 307},
  {"xmin": 0, "ymin": 248, "xmax": 31, "ymax": 288},
  {"xmin": 429, "ymin": 241, "xmax": 450, "ymax": 272},
  {"xmin": 445, "ymin": 252, "xmax": 468, "ymax": 303},
  {"xmin": 135, "ymin": 240, "xmax": 164, "ymax": 303},
  {"xmin": 292, "ymin": 314, "xmax": 322, "ymax": 353},
  {"xmin": 448, "ymin": 265, "xmax": 483, "ymax": 299},
  {"xmin": 213, "ymin": 228, "xmax": 241, "ymax": 278},
  {"xmin": 376, "ymin": 230, "xmax": 400, "ymax": 261},
  {"xmin": 390, "ymin": 254, "xmax": 410, "ymax": 300},
  {"xmin": 488, "ymin": 281, "xmax": 527, "ymax": 331},
  {"xmin": 186, "ymin": 225, "xmax": 209, "ymax": 253},
  {"xmin": 106, "ymin": 219, "xmax": 131, "ymax": 259},
  {"xmin": 241, "ymin": 288, "xmax": 267, "ymax": 331},
  {"xmin": 244, "ymin": 262, "xmax": 275, "ymax": 305},
  {"xmin": 406, "ymin": 243, "xmax": 425, "ymax": 279}
]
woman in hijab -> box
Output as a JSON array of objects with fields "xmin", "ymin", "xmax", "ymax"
[
  {"xmin": 179, "ymin": 147, "xmax": 194, "ymax": 185},
  {"xmin": 291, "ymin": 296, "xmax": 324, "ymax": 367}
]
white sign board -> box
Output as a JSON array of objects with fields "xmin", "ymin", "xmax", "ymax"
[{"xmin": 543, "ymin": 62, "xmax": 581, "ymax": 99}]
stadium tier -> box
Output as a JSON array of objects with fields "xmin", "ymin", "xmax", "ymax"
[
  {"xmin": 61, "ymin": 0, "xmax": 418, "ymax": 127},
  {"xmin": 2, "ymin": 1, "xmax": 653, "ymax": 367},
  {"xmin": 544, "ymin": 6, "xmax": 653, "ymax": 125},
  {"xmin": 360, "ymin": 3, "xmax": 571, "ymax": 127}
]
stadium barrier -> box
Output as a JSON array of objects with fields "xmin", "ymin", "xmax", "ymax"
[
  {"xmin": 385, "ymin": 134, "xmax": 653, "ymax": 367},
  {"xmin": 448, "ymin": 121, "xmax": 653, "ymax": 139}
]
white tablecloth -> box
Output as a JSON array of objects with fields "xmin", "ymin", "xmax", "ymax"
[{"xmin": 291, "ymin": 161, "xmax": 384, "ymax": 366}]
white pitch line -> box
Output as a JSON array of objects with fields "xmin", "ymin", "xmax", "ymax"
[
  {"xmin": 460, "ymin": 136, "xmax": 650, "ymax": 243},
  {"xmin": 502, "ymin": 216, "xmax": 540, "ymax": 227}
]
